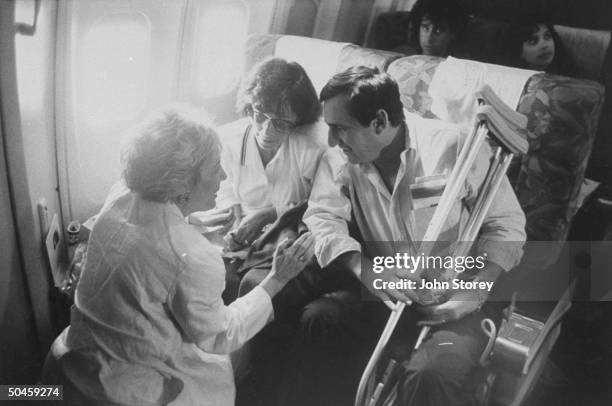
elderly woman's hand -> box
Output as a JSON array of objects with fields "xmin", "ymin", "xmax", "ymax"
[
  {"xmin": 260, "ymin": 232, "xmax": 315, "ymax": 297},
  {"xmin": 272, "ymin": 232, "xmax": 315, "ymax": 283}
]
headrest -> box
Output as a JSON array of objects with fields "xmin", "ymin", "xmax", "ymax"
[
  {"xmin": 274, "ymin": 35, "xmax": 350, "ymax": 94},
  {"xmin": 554, "ymin": 25, "xmax": 611, "ymax": 81},
  {"xmin": 428, "ymin": 57, "xmax": 536, "ymax": 131},
  {"xmin": 337, "ymin": 45, "xmax": 404, "ymax": 73}
]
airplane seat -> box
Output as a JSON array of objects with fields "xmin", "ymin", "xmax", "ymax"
[
  {"xmin": 336, "ymin": 45, "xmax": 404, "ymax": 73},
  {"xmin": 244, "ymin": 34, "xmax": 282, "ymax": 76},
  {"xmin": 240, "ymin": 34, "xmax": 606, "ymax": 405},
  {"xmin": 552, "ymin": 26, "xmax": 610, "ymax": 82},
  {"xmin": 241, "ymin": 33, "xmax": 403, "ymax": 148},
  {"xmin": 387, "ymin": 55, "xmax": 605, "ymax": 267},
  {"xmin": 237, "ymin": 32, "xmax": 605, "ymax": 287},
  {"xmin": 372, "ymin": 11, "xmax": 611, "ymax": 80},
  {"xmin": 385, "ymin": 54, "xmax": 603, "ymax": 406},
  {"xmin": 373, "ymin": 10, "xmax": 612, "ymax": 190},
  {"xmin": 244, "ymin": 34, "xmax": 404, "ymax": 94}
]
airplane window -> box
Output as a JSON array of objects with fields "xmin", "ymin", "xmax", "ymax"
[
  {"xmin": 77, "ymin": 13, "xmax": 151, "ymax": 125},
  {"xmin": 196, "ymin": 3, "xmax": 247, "ymax": 98}
]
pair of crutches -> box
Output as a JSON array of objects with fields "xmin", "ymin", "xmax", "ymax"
[{"xmin": 355, "ymin": 85, "xmax": 529, "ymax": 406}]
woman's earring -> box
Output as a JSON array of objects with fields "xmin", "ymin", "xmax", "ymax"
[{"xmin": 175, "ymin": 192, "xmax": 191, "ymax": 206}]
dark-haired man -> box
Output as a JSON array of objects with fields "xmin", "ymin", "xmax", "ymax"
[{"xmin": 302, "ymin": 66, "xmax": 526, "ymax": 405}]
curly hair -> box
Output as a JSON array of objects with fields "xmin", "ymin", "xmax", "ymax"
[
  {"xmin": 408, "ymin": 0, "xmax": 469, "ymax": 54},
  {"xmin": 320, "ymin": 66, "xmax": 405, "ymax": 127},
  {"xmin": 236, "ymin": 57, "xmax": 320, "ymax": 125},
  {"xmin": 122, "ymin": 106, "xmax": 220, "ymax": 203}
]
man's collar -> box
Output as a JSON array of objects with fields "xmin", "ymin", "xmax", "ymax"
[
  {"xmin": 402, "ymin": 110, "xmax": 417, "ymax": 153},
  {"xmin": 400, "ymin": 119, "xmax": 412, "ymax": 152}
]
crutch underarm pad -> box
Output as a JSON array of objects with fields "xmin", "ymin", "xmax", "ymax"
[
  {"xmin": 475, "ymin": 84, "xmax": 528, "ymax": 129},
  {"xmin": 476, "ymin": 105, "xmax": 528, "ymax": 155}
]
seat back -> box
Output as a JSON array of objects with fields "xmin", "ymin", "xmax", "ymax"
[
  {"xmin": 243, "ymin": 34, "xmax": 606, "ymax": 264},
  {"xmin": 387, "ymin": 55, "xmax": 605, "ymax": 266},
  {"xmin": 241, "ymin": 33, "xmax": 605, "ymax": 406},
  {"xmin": 372, "ymin": 11, "xmax": 612, "ymax": 183}
]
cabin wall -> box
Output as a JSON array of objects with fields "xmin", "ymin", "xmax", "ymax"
[
  {"xmin": 16, "ymin": 0, "xmax": 62, "ymax": 234},
  {"xmin": 0, "ymin": 128, "xmax": 41, "ymax": 384},
  {"xmin": 14, "ymin": 0, "xmax": 64, "ymax": 344},
  {"xmin": 281, "ymin": 0, "xmax": 378, "ymax": 44},
  {"xmin": 0, "ymin": 0, "xmax": 55, "ymax": 384}
]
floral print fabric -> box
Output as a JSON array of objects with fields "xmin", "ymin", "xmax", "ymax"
[{"xmin": 388, "ymin": 56, "xmax": 605, "ymax": 249}]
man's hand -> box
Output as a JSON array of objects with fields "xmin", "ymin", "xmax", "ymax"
[
  {"xmin": 231, "ymin": 207, "xmax": 277, "ymax": 247},
  {"xmin": 336, "ymin": 252, "xmax": 420, "ymax": 304},
  {"xmin": 417, "ymin": 261, "xmax": 503, "ymax": 325},
  {"xmin": 366, "ymin": 264, "xmax": 422, "ymax": 304},
  {"xmin": 417, "ymin": 290, "xmax": 482, "ymax": 325}
]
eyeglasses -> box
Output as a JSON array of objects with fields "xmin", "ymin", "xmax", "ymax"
[{"xmin": 249, "ymin": 107, "xmax": 297, "ymax": 132}]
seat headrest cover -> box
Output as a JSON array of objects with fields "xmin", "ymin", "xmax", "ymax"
[{"xmin": 274, "ymin": 35, "xmax": 350, "ymax": 94}]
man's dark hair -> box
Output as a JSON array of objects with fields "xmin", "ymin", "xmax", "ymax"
[
  {"xmin": 319, "ymin": 66, "xmax": 405, "ymax": 127},
  {"xmin": 236, "ymin": 57, "xmax": 320, "ymax": 125},
  {"xmin": 409, "ymin": 0, "xmax": 469, "ymax": 53}
]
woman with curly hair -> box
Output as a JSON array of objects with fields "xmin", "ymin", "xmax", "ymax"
[{"xmin": 191, "ymin": 57, "xmax": 326, "ymax": 251}]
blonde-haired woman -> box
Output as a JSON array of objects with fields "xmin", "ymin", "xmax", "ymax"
[{"xmin": 41, "ymin": 107, "xmax": 313, "ymax": 405}]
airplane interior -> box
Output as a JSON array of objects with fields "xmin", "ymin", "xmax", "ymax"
[{"xmin": 1, "ymin": 0, "xmax": 612, "ymax": 405}]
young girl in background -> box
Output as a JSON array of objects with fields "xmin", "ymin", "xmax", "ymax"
[{"xmin": 504, "ymin": 15, "xmax": 577, "ymax": 77}]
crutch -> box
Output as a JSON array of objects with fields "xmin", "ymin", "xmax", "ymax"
[{"xmin": 355, "ymin": 85, "xmax": 528, "ymax": 406}]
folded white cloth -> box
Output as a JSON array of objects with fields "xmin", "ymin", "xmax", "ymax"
[
  {"xmin": 274, "ymin": 35, "xmax": 349, "ymax": 93},
  {"xmin": 429, "ymin": 57, "xmax": 537, "ymax": 131}
]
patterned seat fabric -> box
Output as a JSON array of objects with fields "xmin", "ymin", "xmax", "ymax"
[
  {"xmin": 388, "ymin": 55, "xmax": 605, "ymax": 265},
  {"xmin": 243, "ymin": 37, "xmax": 606, "ymax": 263}
]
